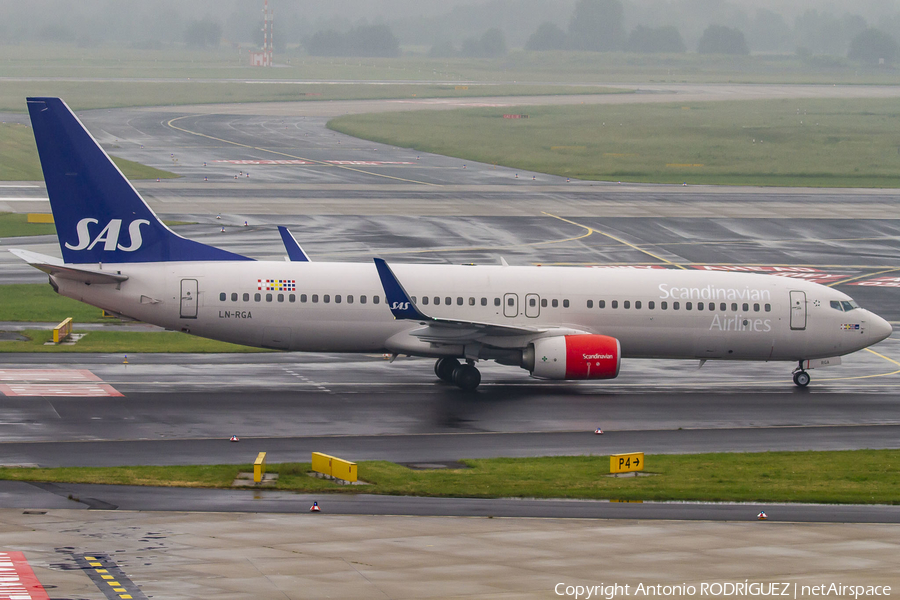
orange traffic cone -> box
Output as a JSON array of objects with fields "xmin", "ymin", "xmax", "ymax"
[{"xmin": 310, "ymin": 501, "xmax": 320, "ymax": 512}]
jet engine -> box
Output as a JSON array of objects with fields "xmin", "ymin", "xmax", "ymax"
[{"xmin": 523, "ymin": 334, "xmax": 621, "ymax": 380}]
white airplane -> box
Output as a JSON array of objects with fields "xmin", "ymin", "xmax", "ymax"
[{"xmin": 12, "ymin": 97, "xmax": 892, "ymax": 391}]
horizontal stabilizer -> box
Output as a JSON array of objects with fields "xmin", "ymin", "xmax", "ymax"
[
  {"xmin": 9, "ymin": 248, "xmax": 128, "ymax": 284},
  {"xmin": 277, "ymin": 226, "xmax": 311, "ymax": 262}
]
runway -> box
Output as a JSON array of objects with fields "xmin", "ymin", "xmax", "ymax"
[{"xmin": 1, "ymin": 342, "xmax": 899, "ymax": 463}]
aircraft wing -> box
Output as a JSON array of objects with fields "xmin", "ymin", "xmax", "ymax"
[
  {"xmin": 9, "ymin": 249, "xmax": 128, "ymax": 285},
  {"xmin": 373, "ymin": 258, "xmax": 583, "ymax": 345}
]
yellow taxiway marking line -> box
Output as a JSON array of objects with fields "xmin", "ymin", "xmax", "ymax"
[
  {"xmin": 166, "ymin": 115, "xmax": 439, "ymax": 187},
  {"xmin": 813, "ymin": 348, "xmax": 900, "ymax": 383},
  {"xmin": 542, "ymin": 212, "xmax": 687, "ymax": 269},
  {"xmin": 827, "ymin": 267, "xmax": 900, "ymax": 287},
  {"xmin": 863, "ymin": 347, "xmax": 900, "ymax": 368}
]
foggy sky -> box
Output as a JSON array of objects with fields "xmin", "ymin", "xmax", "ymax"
[{"xmin": 1, "ymin": 0, "xmax": 898, "ymax": 53}]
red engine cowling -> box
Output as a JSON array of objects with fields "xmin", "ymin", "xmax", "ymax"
[{"xmin": 526, "ymin": 335, "xmax": 621, "ymax": 380}]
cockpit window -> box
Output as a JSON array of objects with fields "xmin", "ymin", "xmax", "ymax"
[
  {"xmin": 830, "ymin": 300, "xmax": 843, "ymax": 311},
  {"xmin": 841, "ymin": 300, "xmax": 858, "ymax": 312}
]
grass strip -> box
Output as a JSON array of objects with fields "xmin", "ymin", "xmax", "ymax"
[
  {"xmin": 0, "ymin": 284, "xmax": 114, "ymax": 322},
  {"xmin": 2, "ymin": 45, "xmax": 900, "ymax": 86},
  {"xmin": 1, "ymin": 450, "xmax": 898, "ymax": 504},
  {"xmin": 0, "ymin": 123, "xmax": 178, "ymax": 180},
  {"xmin": 0, "ymin": 213, "xmax": 57, "ymax": 237},
  {"xmin": 0, "ymin": 329, "xmax": 265, "ymax": 353},
  {"xmin": 328, "ymin": 98, "xmax": 900, "ymax": 188}
]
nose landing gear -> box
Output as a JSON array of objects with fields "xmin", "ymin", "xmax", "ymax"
[
  {"xmin": 792, "ymin": 362, "xmax": 811, "ymax": 388},
  {"xmin": 434, "ymin": 357, "xmax": 481, "ymax": 391}
]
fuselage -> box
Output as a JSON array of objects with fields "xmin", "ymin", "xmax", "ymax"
[{"xmin": 55, "ymin": 261, "xmax": 891, "ymax": 362}]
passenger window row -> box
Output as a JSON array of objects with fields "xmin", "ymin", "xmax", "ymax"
[
  {"xmin": 219, "ymin": 292, "xmax": 381, "ymax": 305},
  {"xmin": 587, "ymin": 300, "xmax": 771, "ymax": 312},
  {"xmin": 411, "ymin": 296, "xmax": 574, "ymax": 308},
  {"xmin": 218, "ymin": 293, "xmax": 771, "ymax": 313}
]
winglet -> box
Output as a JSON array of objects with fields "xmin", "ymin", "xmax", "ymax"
[
  {"xmin": 277, "ymin": 226, "xmax": 311, "ymax": 262},
  {"xmin": 373, "ymin": 258, "xmax": 430, "ymax": 320}
]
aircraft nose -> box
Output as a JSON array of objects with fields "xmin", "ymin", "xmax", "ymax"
[{"xmin": 869, "ymin": 313, "xmax": 893, "ymax": 344}]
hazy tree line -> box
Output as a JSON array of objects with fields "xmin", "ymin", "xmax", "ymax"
[{"xmin": 1, "ymin": 0, "xmax": 899, "ymax": 64}]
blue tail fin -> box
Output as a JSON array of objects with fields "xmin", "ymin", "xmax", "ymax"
[{"xmin": 26, "ymin": 97, "xmax": 251, "ymax": 264}]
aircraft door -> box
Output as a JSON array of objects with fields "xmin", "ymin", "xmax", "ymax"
[
  {"xmin": 503, "ymin": 293, "xmax": 518, "ymax": 318},
  {"xmin": 790, "ymin": 291, "xmax": 807, "ymax": 330},
  {"xmin": 180, "ymin": 279, "xmax": 199, "ymax": 319},
  {"xmin": 525, "ymin": 293, "xmax": 540, "ymax": 318}
]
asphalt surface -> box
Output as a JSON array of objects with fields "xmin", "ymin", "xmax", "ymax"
[
  {"xmin": 4, "ymin": 480, "xmax": 900, "ymax": 523},
  {"xmin": 2, "ymin": 93, "xmax": 900, "ymax": 524}
]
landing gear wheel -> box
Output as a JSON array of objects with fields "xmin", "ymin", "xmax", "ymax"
[
  {"xmin": 793, "ymin": 370, "xmax": 810, "ymax": 387},
  {"xmin": 434, "ymin": 358, "xmax": 460, "ymax": 383},
  {"xmin": 452, "ymin": 363, "xmax": 481, "ymax": 391}
]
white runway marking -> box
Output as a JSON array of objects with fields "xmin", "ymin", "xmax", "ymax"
[
  {"xmin": 0, "ymin": 383, "xmax": 123, "ymax": 397},
  {"xmin": 0, "ymin": 369, "xmax": 122, "ymax": 397}
]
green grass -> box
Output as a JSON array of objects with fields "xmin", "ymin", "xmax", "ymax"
[
  {"xmin": 0, "ymin": 213, "xmax": 57, "ymax": 237},
  {"xmin": 0, "ymin": 284, "xmax": 113, "ymax": 322},
  {"xmin": 0, "ymin": 329, "xmax": 265, "ymax": 353},
  {"xmin": 329, "ymin": 98, "xmax": 900, "ymax": 187},
  {"xmin": 0, "ymin": 124, "xmax": 42, "ymax": 180},
  {"xmin": 1, "ymin": 450, "xmax": 898, "ymax": 504},
  {"xmin": 0, "ymin": 123, "xmax": 178, "ymax": 180},
  {"xmin": 1, "ymin": 44, "xmax": 899, "ymax": 86},
  {"xmin": 110, "ymin": 155, "xmax": 178, "ymax": 180}
]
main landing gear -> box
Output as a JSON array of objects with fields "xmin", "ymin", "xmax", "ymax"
[
  {"xmin": 792, "ymin": 362, "xmax": 811, "ymax": 388},
  {"xmin": 434, "ymin": 357, "xmax": 481, "ymax": 391}
]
